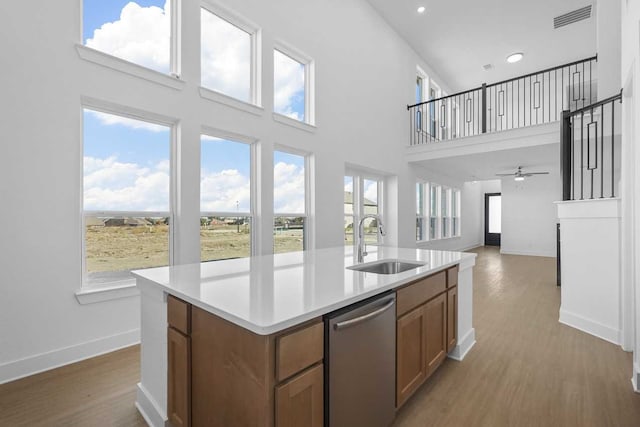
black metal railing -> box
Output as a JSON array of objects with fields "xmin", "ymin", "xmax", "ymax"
[
  {"xmin": 561, "ymin": 90, "xmax": 623, "ymax": 201},
  {"xmin": 408, "ymin": 55, "xmax": 598, "ymax": 145}
]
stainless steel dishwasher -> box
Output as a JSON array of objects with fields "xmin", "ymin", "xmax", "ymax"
[{"xmin": 325, "ymin": 292, "xmax": 396, "ymax": 427}]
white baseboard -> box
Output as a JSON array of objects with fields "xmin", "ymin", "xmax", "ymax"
[
  {"xmin": 500, "ymin": 248, "xmax": 556, "ymax": 258},
  {"xmin": 633, "ymin": 363, "xmax": 640, "ymax": 393},
  {"xmin": 0, "ymin": 329, "xmax": 140, "ymax": 384},
  {"xmin": 448, "ymin": 328, "xmax": 476, "ymax": 361},
  {"xmin": 559, "ymin": 308, "xmax": 620, "ymax": 345},
  {"xmin": 136, "ymin": 382, "xmax": 168, "ymax": 427},
  {"xmin": 458, "ymin": 244, "xmax": 483, "ymax": 252}
]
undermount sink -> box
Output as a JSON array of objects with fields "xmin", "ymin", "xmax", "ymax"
[{"xmin": 347, "ymin": 259, "xmax": 426, "ymax": 275}]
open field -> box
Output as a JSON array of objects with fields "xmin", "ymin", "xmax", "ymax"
[{"xmin": 85, "ymin": 223, "xmax": 305, "ymax": 277}]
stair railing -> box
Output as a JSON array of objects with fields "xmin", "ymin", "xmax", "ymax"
[
  {"xmin": 561, "ymin": 90, "xmax": 623, "ymax": 201},
  {"xmin": 408, "ymin": 55, "xmax": 598, "ymax": 145}
]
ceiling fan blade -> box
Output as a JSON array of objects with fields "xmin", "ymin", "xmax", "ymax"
[
  {"xmin": 526, "ymin": 172, "xmax": 550, "ymax": 175},
  {"xmin": 495, "ymin": 173, "xmax": 515, "ymax": 176}
]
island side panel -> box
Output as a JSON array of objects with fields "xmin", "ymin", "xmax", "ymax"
[
  {"xmin": 191, "ymin": 306, "xmax": 275, "ymax": 427},
  {"xmin": 136, "ymin": 278, "xmax": 169, "ymax": 427},
  {"xmin": 449, "ymin": 257, "xmax": 476, "ymax": 361}
]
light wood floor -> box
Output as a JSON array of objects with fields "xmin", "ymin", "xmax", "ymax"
[{"xmin": 1, "ymin": 247, "xmax": 638, "ymax": 426}]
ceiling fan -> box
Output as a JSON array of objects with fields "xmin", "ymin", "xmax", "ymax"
[{"xmin": 496, "ymin": 166, "xmax": 549, "ymax": 181}]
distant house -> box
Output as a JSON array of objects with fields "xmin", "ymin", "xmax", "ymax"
[
  {"xmin": 104, "ymin": 217, "xmax": 151, "ymax": 227},
  {"xmin": 85, "ymin": 217, "xmax": 106, "ymax": 227},
  {"xmin": 344, "ymin": 191, "xmax": 378, "ymax": 229}
]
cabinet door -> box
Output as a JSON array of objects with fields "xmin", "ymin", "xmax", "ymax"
[
  {"xmin": 275, "ymin": 364, "xmax": 323, "ymax": 427},
  {"xmin": 168, "ymin": 327, "xmax": 191, "ymax": 427},
  {"xmin": 424, "ymin": 293, "xmax": 447, "ymax": 377},
  {"xmin": 447, "ymin": 286, "xmax": 458, "ymax": 353},
  {"xmin": 396, "ymin": 305, "xmax": 427, "ymax": 407}
]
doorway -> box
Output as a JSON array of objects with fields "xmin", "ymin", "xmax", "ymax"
[{"xmin": 484, "ymin": 193, "xmax": 501, "ymax": 246}]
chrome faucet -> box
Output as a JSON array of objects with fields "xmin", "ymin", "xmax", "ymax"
[{"xmin": 357, "ymin": 214, "xmax": 386, "ymax": 263}]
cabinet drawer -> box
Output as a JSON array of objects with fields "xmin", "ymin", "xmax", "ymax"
[
  {"xmin": 447, "ymin": 265, "xmax": 459, "ymax": 288},
  {"xmin": 396, "ymin": 271, "xmax": 446, "ymax": 317},
  {"xmin": 276, "ymin": 322, "xmax": 324, "ymax": 382},
  {"xmin": 168, "ymin": 295, "xmax": 191, "ymax": 335}
]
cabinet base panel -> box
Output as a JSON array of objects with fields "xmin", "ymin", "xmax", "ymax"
[
  {"xmin": 136, "ymin": 382, "xmax": 168, "ymax": 427},
  {"xmin": 447, "ymin": 328, "xmax": 475, "ymax": 361}
]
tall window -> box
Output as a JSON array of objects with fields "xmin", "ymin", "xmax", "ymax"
[
  {"xmin": 274, "ymin": 47, "xmax": 312, "ymax": 123},
  {"xmin": 452, "ymin": 189, "xmax": 461, "ymax": 236},
  {"xmin": 274, "ymin": 150, "xmax": 307, "ymax": 254},
  {"xmin": 83, "ymin": 108, "xmax": 171, "ymax": 286},
  {"xmin": 416, "ymin": 182, "xmax": 426, "ymax": 241},
  {"xmin": 200, "ymin": 136, "xmax": 252, "ymax": 261},
  {"xmin": 201, "ymin": 7, "xmax": 256, "ymax": 103},
  {"xmin": 441, "ymin": 187, "xmax": 450, "ymax": 238},
  {"xmin": 417, "ymin": 182, "xmax": 461, "ymax": 242},
  {"xmin": 344, "ymin": 176, "xmax": 354, "ymax": 246},
  {"xmin": 83, "ymin": 0, "xmax": 173, "ymax": 74},
  {"xmin": 429, "ymin": 184, "xmax": 438, "ymax": 239},
  {"xmin": 346, "ymin": 173, "xmax": 384, "ymax": 249}
]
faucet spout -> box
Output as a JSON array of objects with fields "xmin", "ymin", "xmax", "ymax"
[{"xmin": 357, "ymin": 214, "xmax": 385, "ymax": 263}]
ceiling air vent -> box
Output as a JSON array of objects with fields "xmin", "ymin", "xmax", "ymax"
[{"xmin": 554, "ymin": 5, "xmax": 592, "ymax": 29}]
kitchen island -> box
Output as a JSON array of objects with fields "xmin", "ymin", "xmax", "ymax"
[{"xmin": 133, "ymin": 246, "xmax": 476, "ymax": 427}]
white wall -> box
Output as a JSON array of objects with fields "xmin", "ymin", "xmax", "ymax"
[
  {"xmin": 0, "ymin": 0, "xmax": 451, "ymax": 382},
  {"xmin": 597, "ymin": 0, "xmax": 622, "ymax": 98},
  {"xmin": 620, "ymin": 0, "xmax": 640, "ymax": 391},
  {"xmin": 500, "ymin": 168, "xmax": 560, "ymax": 257}
]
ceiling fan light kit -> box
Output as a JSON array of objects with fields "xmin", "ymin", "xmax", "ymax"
[{"xmin": 496, "ymin": 166, "xmax": 550, "ymax": 181}]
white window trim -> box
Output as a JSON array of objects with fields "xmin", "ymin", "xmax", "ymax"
[
  {"xmin": 78, "ymin": 100, "xmax": 178, "ymax": 301},
  {"xmin": 200, "ymin": 0, "xmax": 263, "ymax": 106},
  {"xmin": 346, "ymin": 168, "xmax": 385, "ymax": 250},
  {"xmin": 76, "ymin": 45, "xmax": 186, "ymax": 90},
  {"xmin": 416, "ymin": 181, "xmax": 429, "ymax": 243},
  {"xmin": 274, "ymin": 145, "xmax": 313, "ymax": 252},
  {"xmin": 417, "ymin": 182, "xmax": 462, "ymax": 243},
  {"xmin": 199, "ymin": 87, "xmax": 264, "ymax": 116},
  {"xmin": 273, "ymin": 40, "xmax": 315, "ymax": 126},
  {"xmin": 200, "ymin": 127, "xmax": 258, "ymax": 259},
  {"xmin": 79, "ymin": 0, "xmax": 181, "ymax": 81}
]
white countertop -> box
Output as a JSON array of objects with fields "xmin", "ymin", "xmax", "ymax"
[{"xmin": 132, "ymin": 246, "xmax": 476, "ymax": 335}]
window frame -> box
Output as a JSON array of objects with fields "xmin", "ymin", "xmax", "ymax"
[
  {"xmin": 417, "ymin": 181, "xmax": 461, "ymax": 242},
  {"xmin": 273, "ymin": 146, "xmax": 312, "ymax": 253},
  {"xmin": 80, "ymin": 101, "xmax": 177, "ymax": 290},
  {"xmin": 346, "ymin": 169, "xmax": 385, "ymax": 250},
  {"xmin": 273, "ymin": 41, "xmax": 315, "ymax": 126},
  {"xmin": 199, "ymin": 128, "xmax": 258, "ymax": 261},
  {"xmin": 80, "ymin": 0, "xmax": 181, "ymax": 78},
  {"xmin": 200, "ymin": 0, "xmax": 262, "ymax": 106}
]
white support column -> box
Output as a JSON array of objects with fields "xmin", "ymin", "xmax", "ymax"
[
  {"xmin": 135, "ymin": 279, "xmax": 169, "ymax": 427},
  {"xmin": 556, "ymin": 198, "xmax": 622, "ymax": 345},
  {"xmin": 449, "ymin": 254, "xmax": 477, "ymax": 361}
]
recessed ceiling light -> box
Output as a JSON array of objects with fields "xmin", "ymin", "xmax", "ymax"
[
  {"xmin": 417, "ymin": 6, "xmax": 426, "ymax": 14},
  {"xmin": 507, "ymin": 52, "xmax": 524, "ymax": 63}
]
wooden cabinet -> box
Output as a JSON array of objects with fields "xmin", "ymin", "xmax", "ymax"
[
  {"xmin": 395, "ymin": 265, "xmax": 459, "ymax": 408},
  {"xmin": 275, "ymin": 364, "xmax": 324, "ymax": 427},
  {"xmin": 167, "ymin": 295, "xmax": 192, "ymax": 427},
  {"xmin": 447, "ymin": 285, "xmax": 458, "ymax": 353},
  {"xmin": 424, "ymin": 293, "xmax": 447, "ymax": 376},
  {"xmin": 168, "ymin": 295, "xmax": 323, "ymax": 427},
  {"xmin": 168, "ymin": 327, "xmax": 190, "ymax": 427},
  {"xmin": 396, "ymin": 305, "xmax": 427, "ymax": 407}
]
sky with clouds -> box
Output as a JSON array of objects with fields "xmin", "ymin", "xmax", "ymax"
[
  {"xmin": 83, "ymin": 2, "xmax": 307, "ymax": 215},
  {"xmin": 84, "ymin": 1, "xmax": 304, "ymax": 118}
]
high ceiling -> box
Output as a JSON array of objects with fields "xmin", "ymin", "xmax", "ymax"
[{"xmin": 367, "ymin": 0, "xmax": 597, "ymax": 91}]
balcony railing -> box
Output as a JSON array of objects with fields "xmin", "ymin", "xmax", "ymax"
[
  {"xmin": 561, "ymin": 90, "xmax": 623, "ymax": 201},
  {"xmin": 408, "ymin": 55, "xmax": 598, "ymax": 145}
]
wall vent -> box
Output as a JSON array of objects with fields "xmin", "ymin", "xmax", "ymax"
[
  {"xmin": 482, "ymin": 64, "xmax": 494, "ymax": 71},
  {"xmin": 554, "ymin": 5, "xmax": 592, "ymax": 29}
]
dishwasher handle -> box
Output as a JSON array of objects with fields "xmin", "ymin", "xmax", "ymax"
[{"xmin": 333, "ymin": 298, "xmax": 395, "ymax": 331}]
